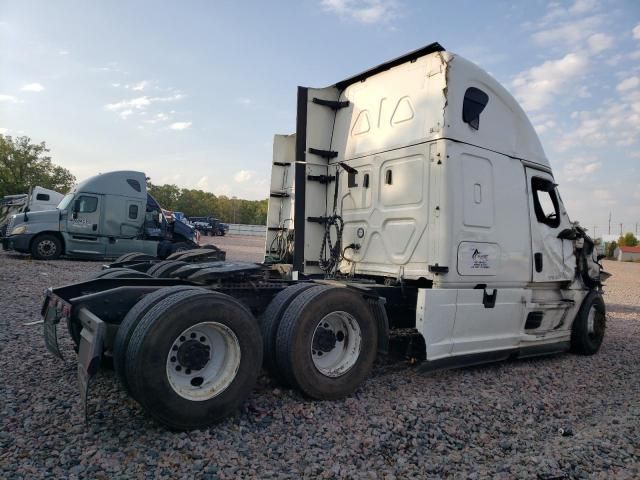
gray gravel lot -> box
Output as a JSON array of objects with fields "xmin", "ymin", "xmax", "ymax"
[{"xmin": 0, "ymin": 243, "xmax": 638, "ymax": 479}]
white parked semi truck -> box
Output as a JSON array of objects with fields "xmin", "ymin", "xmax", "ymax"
[
  {"xmin": 40, "ymin": 43, "xmax": 607, "ymax": 430},
  {"xmin": 0, "ymin": 186, "xmax": 63, "ymax": 237}
]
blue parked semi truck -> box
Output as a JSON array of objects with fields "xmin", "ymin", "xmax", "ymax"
[{"xmin": 2, "ymin": 171, "xmax": 202, "ymax": 260}]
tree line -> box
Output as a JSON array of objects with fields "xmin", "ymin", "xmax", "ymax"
[
  {"xmin": 1, "ymin": 134, "xmax": 268, "ymax": 225},
  {"xmin": 0, "ymin": 135, "xmax": 76, "ymax": 197},
  {"xmin": 605, "ymin": 232, "xmax": 639, "ymax": 258},
  {"xmin": 148, "ymin": 183, "xmax": 268, "ymax": 225}
]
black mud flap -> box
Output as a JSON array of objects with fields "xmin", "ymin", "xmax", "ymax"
[
  {"xmin": 77, "ymin": 308, "xmax": 106, "ymax": 423},
  {"xmin": 42, "ymin": 293, "xmax": 64, "ymax": 360}
]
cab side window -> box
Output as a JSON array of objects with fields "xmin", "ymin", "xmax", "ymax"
[
  {"xmin": 77, "ymin": 196, "xmax": 98, "ymax": 213},
  {"xmin": 531, "ymin": 177, "xmax": 560, "ymax": 228},
  {"xmin": 129, "ymin": 205, "xmax": 139, "ymax": 219}
]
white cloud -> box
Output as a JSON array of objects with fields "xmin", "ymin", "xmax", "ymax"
[
  {"xmin": 511, "ymin": 52, "xmax": 588, "ymax": 111},
  {"xmin": 534, "ymin": 119, "xmax": 557, "ymax": 134},
  {"xmin": 570, "ymin": 0, "xmax": 596, "ymax": 15},
  {"xmin": 320, "ymin": 0, "xmax": 398, "ymax": 24},
  {"xmin": 237, "ymin": 97, "xmax": 252, "ymax": 106},
  {"xmin": 634, "ymin": 24, "xmax": 640, "ymax": 40},
  {"xmin": 20, "ymin": 83, "xmax": 45, "ymax": 92},
  {"xmin": 0, "ymin": 94, "xmax": 18, "ymax": 103},
  {"xmin": 143, "ymin": 112, "xmax": 171, "ymax": 125},
  {"xmin": 0, "ymin": 127, "xmax": 9, "ymax": 135},
  {"xmin": 196, "ymin": 176, "xmax": 209, "ymax": 190},
  {"xmin": 560, "ymin": 157, "xmax": 602, "ymax": 182},
  {"xmin": 234, "ymin": 170, "xmax": 256, "ymax": 182},
  {"xmin": 531, "ymin": 16, "xmax": 603, "ymax": 48},
  {"xmin": 586, "ymin": 33, "xmax": 614, "ymax": 54},
  {"xmin": 105, "ymin": 96, "xmax": 151, "ymax": 111},
  {"xmin": 105, "ymin": 91, "xmax": 185, "ymax": 122},
  {"xmin": 58, "ymin": 49, "xmax": 69, "ymax": 56},
  {"xmin": 169, "ymin": 121, "xmax": 192, "ymax": 130},
  {"xmin": 557, "ymin": 101, "xmax": 640, "ymax": 151},
  {"xmin": 617, "ymin": 76, "xmax": 639, "ymax": 92},
  {"xmin": 111, "ymin": 83, "xmax": 121, "ymax": 87},
  {"xmin": 131, "ymin": 81, "xmax": 149, "ymax": 91},
  {"xmin": 119, "ymin": 109, "xmax": 134, "ymax": 119}
]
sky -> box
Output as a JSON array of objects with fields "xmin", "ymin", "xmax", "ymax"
[{"xmin": 0, "ymin": 0, "xmax": 639, "ymax": 236}]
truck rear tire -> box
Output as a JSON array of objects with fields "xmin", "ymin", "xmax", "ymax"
[
  {"xmin": 261, "ymin": 283, "xmax": 316, "ymax": 385},
  {"xmin": 170, "ymin": 242, "xmax": 191, "ymax": 254},
  {"xmin": 114, "ymin": 252, "xmax": 148, "ymax": 263},
  {"xmin": 148, "ymin": 260, "xmax": 188, "ymax": 278},
  {"xmin": 571, "ymin": 291, "xmax": 606, "ymax": 355},
  {"xmin": 125, "ymin": 289, "xmax": 262, "ymax": 430},
  {"xmin": 31, "ymin": 234, "xmax": 62, "ymax": 260},
  {"xmin": 113, "ymin": 286, "xmax": 207, "ymax": 393},
  {"xmin": 275, "ymin": 286, "xmax": 377, "ymax": 400},
  {"xmin": 91, "ymin": 268, "xmax": 151, "ymax": 280}
]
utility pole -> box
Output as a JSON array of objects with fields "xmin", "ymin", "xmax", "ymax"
[
  {"xmin": 636, "ymin": 223, "xmax": 638, "ymax": 236},
  {"xmin": 620, "ymin": 223, "xmax": 623, "ymax": 236},
  {"xmin": 608, "ymin": 212, "xmax": 611, "ymax": 235},
  {"xmin": 593, "ymin": 225, "xmax": 597, "ymax": 239}
]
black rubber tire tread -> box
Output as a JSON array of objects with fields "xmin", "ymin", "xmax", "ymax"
[
  {"xmin": 126, "ymin": 289, "xmax": 263, "ymax": 430},
  {"xmin": 151, "ymin": 260, "xmax": 188, "ymax": 278},
  {"xmin": 275, "ymin": 285, "xmax": 378, "ymax": 400},
  {"xmin": 30, "ymin": 233, "xmax": 62, "ymax": 260},
  {"xmin": 91, "ymin": 267, "xmax": 138, "ymax": 279},
  {"xmin": 123, "ymin": 252, "xmax": 156, "ymax": 262},
  {"xmin": 146, "ymin": 260, "xmax": 174, "ymax": 277},
  {"xmin": 113, "ymin": 285, "xmax": 207, "ymax": 393},
  {"xmin": 92, "ymin": 268, "xmax": 151, "ymax": 280},
  {"xmin": 570, "ymin": 290, "xmax": 606, "ymax": 355},
  {"xmin": 260, "ymin": 282, "xmax": 316, "ymax": 385},
  {"xmin": 101, "ymin": 270, "xmax": 151, "ymax": 279},
  {"xmin": 169, "ymin": 242, "xmax": 190, "ymax": 255},
  {"xmin": 114, "ymin": 252, "xmax": 144, "ymax": 263}
]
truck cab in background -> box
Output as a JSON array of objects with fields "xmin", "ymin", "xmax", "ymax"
[
  {"xmin": 189, "ymin": 216, "xmax": 228, "ymax": 236},
  {"xmin": 3, "ymin": 171, "xmax": 198, "ymax": 259},
  {"xmin": 0, "ymin": 186, "xmax": 63, "ymax": 237}
]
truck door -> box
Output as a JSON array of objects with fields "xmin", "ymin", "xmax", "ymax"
[
  {"xmin": 525, "ymin": 168, "xmax": 574, "ymax": 283},
  {"xmin": 64, "ymin": 194, "xmax": 106, "ymax": 256}
]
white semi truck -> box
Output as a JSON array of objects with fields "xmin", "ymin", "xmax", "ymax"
[
  {"xmin": 0, "ymin": 186, "xmax": 63, "ymax": 237},
  {"xmin": 40, "ymin": 43, "xmax": 607, "ymax": 430}
]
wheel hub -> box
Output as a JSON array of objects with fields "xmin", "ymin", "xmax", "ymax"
[
  {"xmin": 313, "ymin": 327, "xmax": 337, "ymax": 352},
  {"xmin": 166, "ymin": 322, "xmax": 242, "ymax": 401},
  {"xmin": 177, "ymin": 340, "xmax": 210, "ymax": 371},
  {"xmin": 310, "ymin": 311, "xmax": 362, "ymax": 378}
]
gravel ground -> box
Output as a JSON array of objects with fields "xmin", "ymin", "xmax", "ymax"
[{"xmin": 0, "ymin": 245, "xmax": 638, "ymax": 479}]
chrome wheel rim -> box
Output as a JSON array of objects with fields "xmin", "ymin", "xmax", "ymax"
[
  {"xmin": 37, "ymin": 240, "xmax": 56, "ymax": 257},
  {"xmin": 166, "ymin": 322, "xmax": 241, "ymax": 401},
  {"xmin": 311, "ymin": 311, "xmax": 361, "ymax": 378}
]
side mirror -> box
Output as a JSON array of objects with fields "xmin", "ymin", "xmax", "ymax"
[{"xmin": 73, "ymin": 199, "xmax": 81, "ymax": 213}]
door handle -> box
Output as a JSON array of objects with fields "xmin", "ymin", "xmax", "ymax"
[
  {"xmin": 92, "ymin": 224, "xmax": 97, "ymax": 231},
  {"xmin": 534, "ymin": 252, "xmax": 543, "ymax": 272}
]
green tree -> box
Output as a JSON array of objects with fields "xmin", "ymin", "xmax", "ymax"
[
  {"xmin": 618, "ymin": 232, "xmax": 639, "ymax": 247},
  {"xmin": 147, "ymin": 182, "xmax": 181, "ymax": 210},
  {"xmin": 606, "ymin": 241, "xmax": 618, "ymax": 258},
  {"xmin": 0, "ymin": 135, "xmax": 75, "ymax": 196},
  {"xmin": 145, "ymin": 181, "xmax": 269, "ymax": 224}
]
